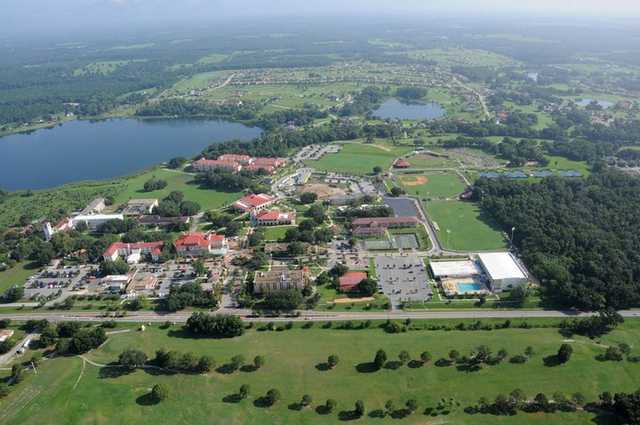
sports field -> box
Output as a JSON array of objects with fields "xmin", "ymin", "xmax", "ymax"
[
  {"xmin": 304, "ymin": 142, "xmax": 412, "ymax": 175},
  {"xmin": 426, "ymin": 200, "xmax": 508, "ymax": 251},
  {"xmin": 3, "ymin": 319, "xmax": 640, "ymax": 425},
  {"xmin": 398, "ymin": 172, "xmax": 467, "ymax": 200}
]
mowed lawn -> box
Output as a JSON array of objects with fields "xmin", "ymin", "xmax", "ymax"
[
  {"xmin": 3, "ymin": 320, "xmax": 640, "ymax": 425},
  {"xmin": 112, "ymin": 168, "xmax": 243, "ymax": 211},
  {"xmin": 261, "ymin": 225, "xmax": 296, "ymax": 241},
  {"xmin": 398, "ymin": 172, "xmax": 467, "ymax": 200},
  {"xmin": 305, "ymin": 142, "xmax": 411, "ymax": 175},
  {"xmin": 426, "ymin": 200, "xmax": 507, "ymax": 251},
  {"xmin": 0, "ymin": 262, "xmax": 40, "ymax": 292}
]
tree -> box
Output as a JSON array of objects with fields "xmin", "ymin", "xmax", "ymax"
[
  {"xmin": 265, "ymin": 388, "xmax": 281, "ymax": 406},
  {"xmin": 143, "ymin": 178, "xmax": 167, "ymax": 192},
  {"xmin": 325, "ymin": 399, "xmax": 337, "ymax": 413},
  {"xmin": 385, "ymin": 400, "xmax": 396, "ymax": 416},
  {"xmin": 374, "ymin": 349, "xmax": 387, "ymax": 370},
  {"xmin": 185, "ymin": 313, "xmax": 244, "ymax": 338},
  {"xmin": 357, "ymin": 278, "xmax": 378, "ymax": 297},
  {"xmin": 167, "ymin": 157, "xmax": 186, "ymax": 169},
  {"xmin": 193, "ymin": 259, "xmax": 207, "ymax": 277},
  {"xmin": 197, "ymin": 355, "xmax": 214, "ymax": 373},
  {"xmin": 534, "ymin": 393, "xmax": 550, "ymax": 412},
  {"xmin": 398, "ymin": 350, "xmax": 410, "ymax": 365},
  {"xmin": 557, "ymin": 344, "xmax": 573, "ymax": 364},
  {"xmin": 448, "ymin": 349, "xmax": 460, "ymax": 363},
  {"xmin": 287, "ymin": 241, "xmax": 306, "ymax": 257},
  {"xmin": 373, "ymin": 166, "xmax": 383, "ymax": 174},
  {"xmin": 420, "ymin": 351, "xmax": 432, "ymax": 364},
  {"xmin": 239, "ymin": 384, "xmax": 250, "ymax": 400},
  {"xmin": 11, "ymin": 364, "xmax": 24, "ymax": 384},
  {"xmin": 231, "ymin": 355, "xmax": 246, "ymax": 372},
  {"xmin": 300, "ymin": 192, "xmax": 318, "ymax": 204},
  {"xmin": 301, "ymin": 394, "xmax": 312, "ymax": 407},
  {"xmin": 262, "ymin": 290, "xmax": 303, "ymax": 312},
  {"xmin": 406, "ymin": 399, "xmax": 418, "ymax": 413},
  {"xmin": 180, "ymin": 201, "xmax": 201, "ymax": 217},
  {"xmin": 524, "ymin": 346, "xmax": 535, "ymax": 357},
  {"xmin": 118, "ymin": 349, "xmax": 147, "ymax": 370},
  {"xmin": 253, "ymin": 355, "xmax": 265, "ymax": 370},
  {"xmin": 330, "ymin": 264, "xmax": 349, "ymax": 278},
  {"xmin": 390, "ymin": 187, "xmax": 405, "ymax": 197},
  {"xmin": 151, "ymin": 384, "xmax": 169, "ymax": 403},
  {"xmin": 355, "ymin": 400, "xmax": 365, "ymax": 417},
  {"xmin": 1, "ymin": 286, "xmax": 24, "ymax": 303},
  {"xmin": 327, "ymin": 354, "xmax": 339, "ymax": 369}
]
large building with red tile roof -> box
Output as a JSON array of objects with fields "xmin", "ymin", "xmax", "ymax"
[
  {"xmin": 232, "ymin": 193, "xmax": 276, "ymax": 213},
  {"xmin": 191, "ymin": 154, "xmax": 286, "ymax": 175},
  {"xmin": 192, "ymin": 158, "xmax": 242, "ymax": 173},
  {"xmin": 174, "ymin": 233, "xmax": 228, "ymax": 257},
  {"xmin": 103, "ymin": 241, "xmax": 164, "ymax": 264},
  {"xmin": 338, "ymin": 271, "xmax": 368, "ymax": 293},
  {"xmin": 251, "ymin": 210, "xmax": 296, "ymax": 226}
]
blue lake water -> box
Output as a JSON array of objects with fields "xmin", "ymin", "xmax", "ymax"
[
  {"xmin": 0, "ymin": 118, "xmax": 261, "ymax": 191},
  {"xmin": 373, "ymin": 98, "xmax": 446, "ymax": 120}
]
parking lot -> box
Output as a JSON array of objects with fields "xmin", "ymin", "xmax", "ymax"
[
  {"xmin": 24, "ymin": 264, "xmax": 95, "ymax": 301},
  {"xmin": 375, "ymin": 255, "xmax": 432, "ymax": 309}
]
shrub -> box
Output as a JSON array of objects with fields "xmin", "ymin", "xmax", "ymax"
[{"xmin": 151, "ymin": 384, "xmax": 169, "ymax": 402}]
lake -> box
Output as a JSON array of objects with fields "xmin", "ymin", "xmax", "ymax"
[
  {"xmin": 373, "ymin": 98, "xmax": 446, "ymax": 120},
  {"xmin": 0, "ymin": 118, "xmax": 261, "ymax": 191}
]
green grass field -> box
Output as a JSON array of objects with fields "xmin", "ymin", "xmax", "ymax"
[
  {"xmin": 0, "ymin": 262, "xmax": 40, "ymax": 292},
  {"xmin": 426, "ymin": 200, "xmax": 508, "ymax": 251},
  {"xmin": 398, "ymin": 172, "xmax": 467, "ymax": 200},
  {"xmin": 305, "ymin": 141, "xmax": 412, "ymax": 175},
  {"xmin": 261, "ymin": 225, "xmax": 296, "ymax": 242},
  {"xmin": 111, "ymin": 168, "xmax": 243, "ymax": 211},
  {"xmin": 3, "ymin": 319, "xmax": 640, "ymax": 425}
]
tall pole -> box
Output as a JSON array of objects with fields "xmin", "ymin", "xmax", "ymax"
[{"xmin": 511, "ymin": 227, "xmax": 516, "ymax": 248}]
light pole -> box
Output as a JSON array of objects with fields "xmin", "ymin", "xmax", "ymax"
[{"xmin": 510, "ymin": 227, "xmax": 516, "ymax": 248}]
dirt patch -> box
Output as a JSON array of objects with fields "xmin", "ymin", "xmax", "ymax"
[
  {"xmin": 400, "ymin": 175, "xmax": 428, "ymax": 187},
  {"xmin": 413, "ymin": 153, "xmax": 445, "ymax": 162},
  {"xmin": 298, "ymin": 183, "xmax": 346, "ymax": 199},
  {"xmin": 333, "ymin": 297, "xmax": 375, "ymax": 304}
]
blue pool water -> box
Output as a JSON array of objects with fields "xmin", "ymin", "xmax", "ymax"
[{"xmin": 457, "ymin": 282, "xmax": 484, "ymax": 294}]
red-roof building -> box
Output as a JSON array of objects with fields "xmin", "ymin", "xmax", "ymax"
[
  {"xmin": 251, "ymin": 210, "xmax": 296, "ymax": 226},
  {"xmin": 174, "ymin": 233, "xmax": 228, "ymax": 257},
  {"xmin": 393, "ymin": 159, "xmax": 411, "ymax": 169},
  {"xmin": 339, "ymin": 271, "xmax": 368, "ymax": 293},
  {"xmin": 191, "ymin": 155, "xmax": 286, "ymax": 175},
  {"xmin": 232, "ymin": 193, "xmax": 276, "ymax": 213},
  {"xmin": 192, "ymin": 158, "xmax": 242, "ymax": 173},
  {"xmin": 103, "ymin": 241, "xmax": 164, "ymax": 264},
  {"xmin": 218, "ymin": 154, "xmax": 252, "ymax": 164}
]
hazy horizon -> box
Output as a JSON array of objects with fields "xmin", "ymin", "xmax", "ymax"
[{"xmin": 2, "ymin": 0, "xmax": 640, "ymax": 38}]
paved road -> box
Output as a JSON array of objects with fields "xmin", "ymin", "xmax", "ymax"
[
  {"xmin": 0, "ymin": 333, "xmax": 37, "ymax": 366},
  {"xmin": 0, "ymin": 309, "xmax": 639, "ymax": 324}
]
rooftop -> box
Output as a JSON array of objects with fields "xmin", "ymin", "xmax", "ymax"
[{"xmin": 477, "ymin": 252, "xmax": 527, "ymax": 281}]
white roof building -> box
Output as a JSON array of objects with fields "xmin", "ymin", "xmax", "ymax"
[
  {"xmin": 71, "ymin": 214, "xmax": 124, "ymax": 230},
  {"xmin": 429, "ymin": 261, "xmax": 481, "ymax": 278},
  {"xmin": 477, "ymin": 252, "xmax": 528, "ymax": 291}
]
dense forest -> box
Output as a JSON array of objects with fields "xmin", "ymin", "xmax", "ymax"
[{"xmin": 473, "ymin": 171, "xmax": 640, "ymax": 310}]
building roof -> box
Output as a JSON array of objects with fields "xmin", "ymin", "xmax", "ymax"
[
  {"xmin": 477, "ymin": 252, "xmax": 527, "ymax": 281},
  {"xmin": 138, "ymin": 215, "xmax": 190, "ymax": 226},
  {"xmin": 394, "ymin": 159, "xmax": 411, "ymax": 168},
  {"xmin": 254, "ymin": 210, "xmax": 294, "ymax": 222},
  {"xmin": 254, "ymin": 266, "xmax": 309, "ymax": 286},
  {"xmin": 103, "ymin": 241, "xmax": 164, "ymax": 258},
  {"xmin": 339, "ymin": 271, "xmax": 368, "ymax": 292},
  {"xmin": 73, "ymin": 214, "xmax": 124, "ymax": 222},
  {"xmin": 233, "ymin": 193, "xmax": 276, "ymax": 212},
  {"xmin": 174, "ymin": 232, "xmax": 223, "ymax": 249},
  {"xmin": 352, "ymin": 216, "xmax": 418, "ymax": 227},
  {"xmin": 218, "ymin": 154, "xmax": 252, "ymax": 163},
  {"xmin": 429, "ymin": 260, "xmax": 481, "ymax": 278}
]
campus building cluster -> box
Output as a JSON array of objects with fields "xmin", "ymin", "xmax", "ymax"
[{"xmin": 192, "ymin": 154, "xmax": 287, "ymax": 175}]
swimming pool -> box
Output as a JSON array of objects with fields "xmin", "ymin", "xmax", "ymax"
[{"xmin": 456, "ymin": 282, "xmax": 485, "ymax": 294}]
